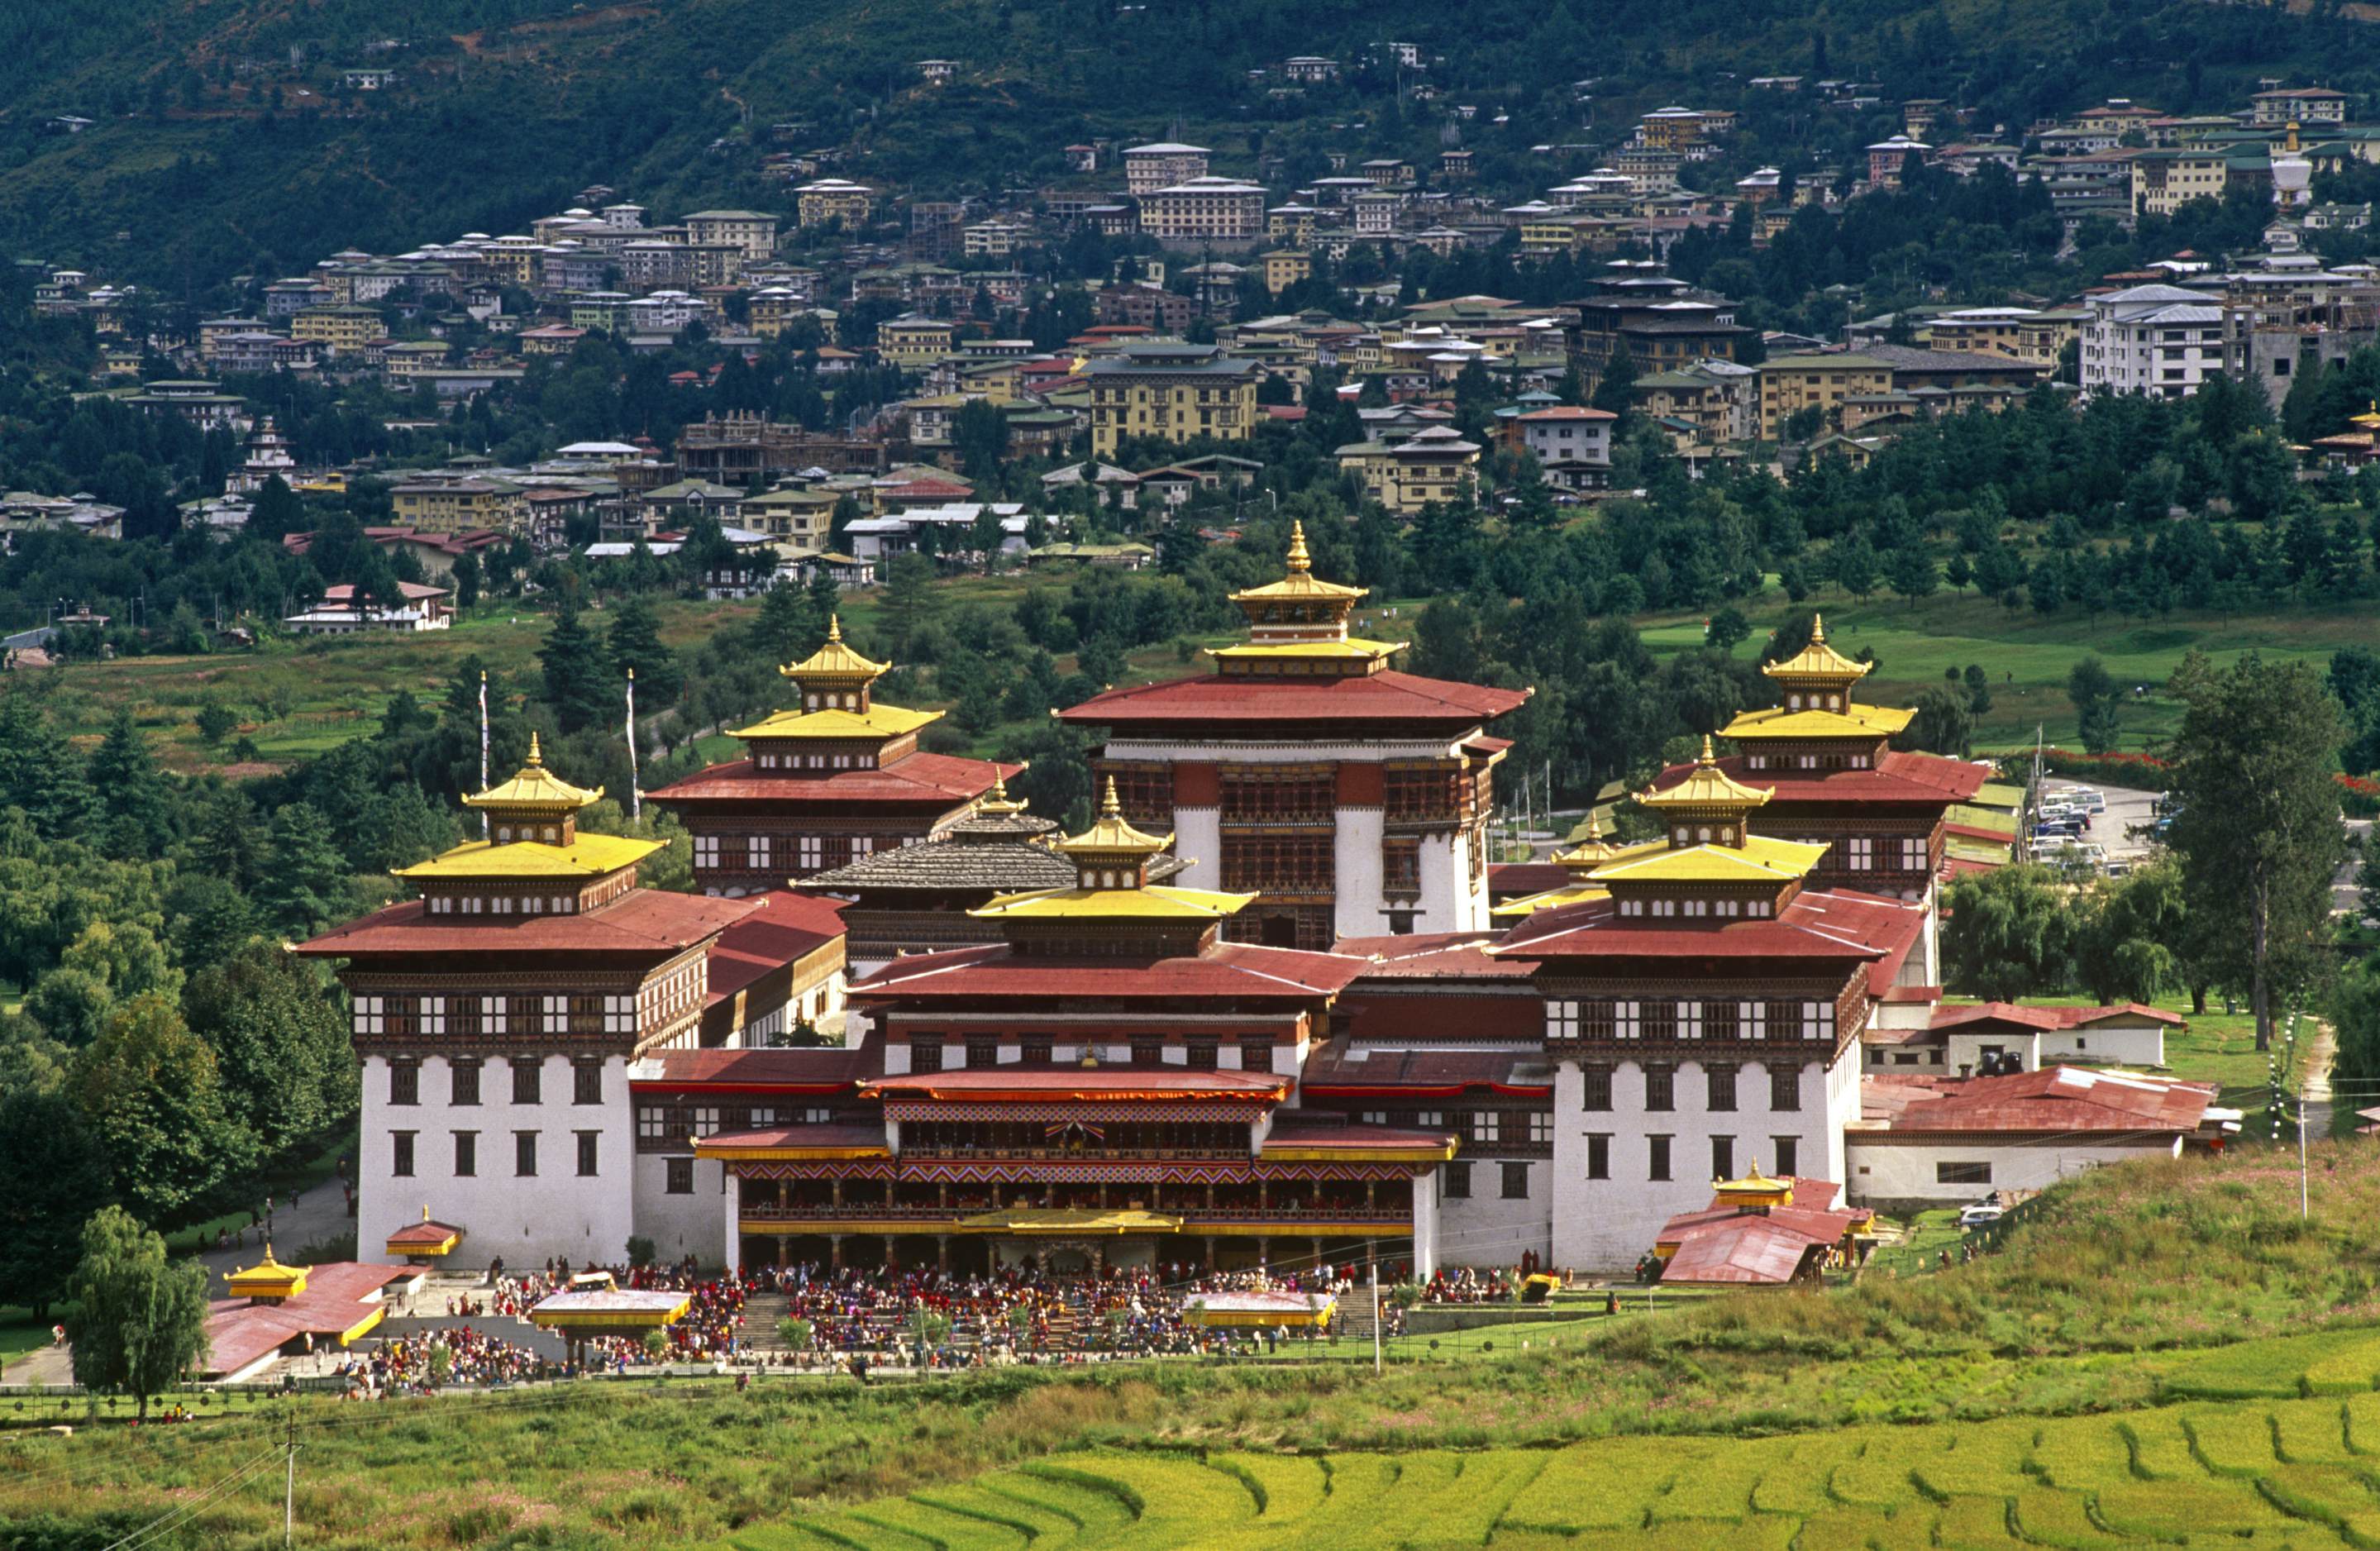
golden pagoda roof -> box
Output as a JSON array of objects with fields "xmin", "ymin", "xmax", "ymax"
[
  {"xmin": 1228, "ymin": 520, "xmax": 1368, "ymax": 605},
  {"xmin": 971, "ymin": 884, "xmax": 1256, "ymax": 921},
  {"xmin": 1209, "ymin": 636, "xmax": 1405, "ymax": 662},
  {"xmin": 780, "ymin": 615, "xmax": 890, "ymax": 684},
  {"xmin": 1588, "ymin": 833, "xmax": 1827, "ymax": 886},
  {"xmin": 393, "ymin": 833, "xmax": 660, "ymax": 880},
  {"xmin": 1723, "ymin": 703, "xmax": 1914, "ymax": 739},
  {"xmin": 227, "ymin": 1246, "xmax": 308, "ymax": 1299},
  {"xmin": 1635, "ymin": 737, "xmax": 1773, "ymax": 814},
  {"xmin": 1552, "ymin": 809, "xmax": 1620, "ymax": 871},
  {"xmin": 1713, "ymin": 1167, "xmax": 1796, "ymax": 1200},
  {"xmin": 731, "ymin": 704, "xmax": 941, "ymax": 741},
  {"xmin": 1058, "ymin": 778, "xmax": 1175, "ymax": 860},
  {"xmin": 462, "ymin": 734, "xmax": 602, "ymax": 814},
  {"xmin": 1760, "ymin": 615, "xmax": 1872, "ymax": 685},
  {"xmin": 2354, "ymin": 399, "xmax": 2380, "ymax": 430}
]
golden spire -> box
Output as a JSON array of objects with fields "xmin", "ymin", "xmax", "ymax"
[
  {"xmin": 1285, "ymin": 518, "xmax": 1313, "ymax": 574},
  {"xmin": 526, "ymin": 731, "xmax": 543, "ymax": 766},
  {"xmin": 827, "ymin": 613, "xmax": 843, "ymax": 642},
  {"xmin": 1636, "ymin": 736, "xmax": 1772, "ymax": 817},
  {"xmin": 464, "ymin": 734, "xmax": 603, "ymax": 815},
  {"xmin": 1809, "ymin": 613, "xmax": 1826, "ymax": 644},
  {"xmin": 1552, "ymin": 807, "xmax": 1617, "ymax": 874},
  {"xmin": 780, "ymin": 613, "xmax": 890, "ymax": 686},
  {"xmin": 978, "ymin": 771, "xmax": 1029, "ymax": 816},
  {"xmin": 1058, "ymin": 777, "xmax": 1173, "ymax": 862}
]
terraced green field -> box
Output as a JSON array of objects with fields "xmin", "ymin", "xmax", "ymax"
[{"xmin": 710, "ymin": 1393, "xmax": 2380, "ymax": 1550}]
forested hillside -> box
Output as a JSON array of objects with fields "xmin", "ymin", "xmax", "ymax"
[{"xmin": 2, "ymin": 0, "xmax": 2373, "ymax": 295}]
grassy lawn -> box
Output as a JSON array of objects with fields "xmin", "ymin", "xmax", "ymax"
[
  {"xmin": 1858, "ymin": 1209, "xmax": 1969, "ymax": 1281},
  {"xmin": 0, "ymin": 1310, "xmax": 52, "ymax": 1373},
  {"xmin": 1637, "ymin": 582, "xmax": 2367, "ymax": 754}
]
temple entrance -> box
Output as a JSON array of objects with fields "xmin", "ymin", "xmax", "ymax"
[{"xmin": 1045, "ymin": 1247, "xmax": 1093, "ymax": 1276}]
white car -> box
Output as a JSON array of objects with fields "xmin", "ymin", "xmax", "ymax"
[{"xmin": 1958, "ymin": 1205, "xmax": 2004, "ymax": 1228}]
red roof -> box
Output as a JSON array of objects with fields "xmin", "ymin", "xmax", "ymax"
[
  {"xmin": 204, "ymin": 1262, "xmax": 417, "ymax": 1377},
  {"xmin": 632, "ymin": 1045, "xmax": 872, "ymax": 1096},
  {"xmin": 648, "ymin": 754, "xmax": 1018, "ymax": 809},
  {"xmin": 851, "ymin": 941, "xmax": 1369, "ymax": 1001},
  {"xmin": 1929, "ymin": 1000, "xmax": 2185, "ymax": 1033},
  {"xmin": 293, "ymin": 890, "xmax": 762, "ymax": 960},
  {"xmin": 1061, "ymin": 670, "xmax": 1530, "ymax": 733},
  {"xmin": 703, "ymin": 889, "xmax": 847, "ymax": 1005},
  {"xmin": 1653, "ymin": 749, "xmax": 1987, "ymax": 806},
  {"xmin": 386, "ymin": 1219, "xmax": 463, "ymax": 1248},
  {"xmin": 1486, "ymin": 861, "xmax": 1572, "ymax": 899},
  {"xmin": 1858, "ymin": 1066, "xmax": 2215, "ymax": 1135},
  {"xmin": 1494, "ymin": 886, "xmax": 1925, "ymax": 966},
  {"xmin": 1336, "ymin": 933, "xmax": 1536, "ymax": 981},
  {"xmin": 1655, "ymin": 1177, "xmax": 1871, "ymax": 1286},
  {"xmin": 1300, "ymin": 1044, "xmax": 1554, "ymax": 1098},
  {"xmin": 861, "ymin": 1068, "xmax": 1290, "ymax": 1102}
]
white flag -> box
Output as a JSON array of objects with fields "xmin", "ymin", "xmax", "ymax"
[
  {"xmin": 477, "ymin": 670, "xmax": 490, "ymax": 839},
  {"xmin": 626, "ymin": 668, "xmax": 641, "ymax": 821}
]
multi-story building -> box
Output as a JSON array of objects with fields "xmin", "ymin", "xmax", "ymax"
[
  {"xmin": 878, "ymin": 314, "xmax": 956, "ymax": 369},
  {"xmin": 1498, "ymin": 749, "xmax": 1930, "ymax": 1271},
  {"xmin": 1084, "ymin": 342, "xmax": 1260, "ymax": 456},
  {"xmin": 1333, "ymin": 427, "xmax": 1484, "ymax": 513},
  {"xmin": 1141, "ymin": 177, "xmax": 1268, "ymax": 244},
  {"xmin": 1123, "ymin": 141, "xmax": 1213, "ymax": 195},
  {"xmin": 1093, "ymin": 284, "xmax": 1195, "ymax": 333},
  {"xmin": 647, "ymin": 622, "xmax": 1016, "ymax": 895},
  {"xmin": 291, "ymin": 305, "xmax": 383, "ymax": 357},
  {"xmin": 1566, "ymin": 279, "xmax": 1752, "ymax": 389},
  {"xmin": 390, "ymin": 477, "xmax": 529, "ymax": 535},
  {"xmin": 1511, "ymin": 405, "xmax": 1615, "ymax": 470},
  {"xmin": 2249, "ymin": 86, "xmax": 2349, "ymax": 126},
  {"xmin": 684, "ymin": 209, "xmax": 780, "ymax": 260},
  {"xmin": 1635, "ymin": 360, "xmax": 1758, "ymax": 443},
  {"xmin": 296, "ymin": 742, "xmax": 774, "ymax": 1267},
  {"xmin": 697, "ymin": 788, "xmax": 1457, "ymax": 1279},
  {"xmin": 2130, "ymin": 147, "xmax": 2238, "ymax": 219},
  {"xmin": 1663, "ymin": 618, "xmax": 1982, "ymax": 938},
  {"xmin": 1637, "ymin": 107, "xmax": 1711, "ymax": 150},
  {"xmin": 1866, "ymin": 136, "xmax": 1931, "ymax": 188},
  {"xmin": 1060, "ymin": 524, "xmax": 1529, "ymax": 947},
  {"xmin": 1755, "ymin": 354, "xmax": 1893, "ymax": 439},
  {"xmin": 1261, "ymin": 250, "xmax": 1313, "ymax": 294},
  {"xmin": 794, "ymin": 179, "xmax": 876, "ymax": 229},
  {"xmin": 2079, "ymin": 284, "xmax": 2228, "ymax": 398}
]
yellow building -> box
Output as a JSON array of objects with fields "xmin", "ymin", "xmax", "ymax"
[
  {"xmin": 1755, "ymin": 354, "xmax": 1893, "ymax": 441},
  {"xmin": 1084, "ymin": 343, "xmax": 1260, "ymax": 456},
  {"xmin": 878, "ymin": 315, "xmax": 956, "ymax": 369},
  {"xmin": 2130, "ymin": 149, "xmax": 2233, "ymax": 219},
  {"xmin": 741, "ymin": 487, "xmax": 838, "ymax": 559},
  {"xmin": 292, "ymin": 305, "xmax": 382, "ymax": 357},
  {"xmin": 795, "ymin": 179, "xmax": 876, "ymax": 229},
  {"xmin": 391, "ymin": 477, "xmax": 529, "ymax": 535},
  {"xmin": 1333, "ymin": 427, "xmax": 1482, "ymax": 513},
  {"xmin": 1262, "ymin": 249, "xmax": 1312, "ymax": 295}
]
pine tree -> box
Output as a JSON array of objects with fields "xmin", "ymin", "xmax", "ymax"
[
  {"xmin": 754, "ymin": 583, "xmax": 809, "ymax": 666},
  {"xmin": 0, "ymin": 693, "xmax": 93, "ymax": 837},
  {"xmin": 607, "ymin": 594, "xmax": 681, "ymax": 704},
  {"xmin": 253, "ymin": 802, "xmax": 357, "ymax": 937},
  {"xmin": 86, "ymin": 709, "xmax": 170, "ymax": 860},
  {"xmin": 539, "ymin": 597, "xmax": 612, "ymax": 734}
]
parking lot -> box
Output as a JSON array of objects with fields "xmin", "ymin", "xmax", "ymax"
[{"xmin": 2034, "ymin": 778, "xmax": 2166, "ymax": 869}]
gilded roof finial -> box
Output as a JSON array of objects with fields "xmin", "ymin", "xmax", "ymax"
[
  {"xmin": 1099, "ymin": 776, "xmax": 1123, "ymax": 819},
  {"xmin": 827, "ymin": 614, "xmax": 843, "ymax": 642},
  {"xmin": 526, "ymin": 731, "xmax": 543, "ymax": 767},
  {"xmin": 1699, "ymin": 733, "xmax": 1718, "ymax": 766},
  {"xmin": 1285, "ymin": 519, "xmax": 1312, "ymax": 574},
  {"xmin": 1809, "ymin": 613, "xmax": 1826, "ymax": 645}
]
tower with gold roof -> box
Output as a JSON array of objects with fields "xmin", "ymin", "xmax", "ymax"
[
  {"xmin": 1646, "ymin": 615, "xmax": 1987, "ymax": 979},
  {"xmin": 1061, "ymin": 523, "xmax": 1532, "ymax": 947},
  {"xmin": 648, "ymin": 616, "xmax": 1019, "ymax": 895}
]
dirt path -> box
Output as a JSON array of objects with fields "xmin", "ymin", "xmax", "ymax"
[{"xmin": 2299, "ymin": 1017, "xmax": 2337, "ymax": 1140}]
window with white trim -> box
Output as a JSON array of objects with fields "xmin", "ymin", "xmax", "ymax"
[
  {"xmin": 422, "ymin": 998, "xmax": 447, "ymax": 1037},
  {"xmin": 1528, "ymin": 1112, "xmax": 1552, "ymax": 1145},
  {"xmin": 1802, "ymin": 1000, "xmax": 1836, "ymax": 1042},
  {"xmin": 603, "ymin": 995, "xmax": 636, "ymax": 1035},
  {"xmin": 799, "ymin": 836, "xmax": 824, "ymax": 870},
  {"xmin": 1547, "ymin": 1000, "xmax": 1579, "ymax": 1040},
  {"xmin": 1900, "ymin": 837, "xmax": 1929, "ymax": 870},
  {"xmin": 1847, "ymin": 837, "xmax": 1874, "ymax": 871},
  {"xmin": 353, "ymin": 996, "xmax": 384, "ymax": 1037},
  {"xmin": 694, "ymin": 834, "xmax": 719, "ymax": 868},
  {"xmin": 691, "ymin": 1106, "xmax": 722, "ymax": 1137},
  {"xmin": 1742, "ymin": 1000, "xmax": 1767, "ymax": 1041},
  {"xmin": 750, "ymin": 834, "xmax": 772, "ymax": 869},
  {"xmin": 637, "ymin": 1106, "xmax": 668, "ymax": 1140},
  {"xmin": 1677, "ymin": 1000, "xmax": 1703, "ymax": 1040},
  {"xmin": 543, "ymin": 995, "xmax": 568, "ymax": 1034},
  {"xmin": 481, "ymin": 996, "xmax": 506, "ymax": 1034},
  {"xmin": 1614, "ymin": 1000, "xmax": 1641, "ymax": 1040}
]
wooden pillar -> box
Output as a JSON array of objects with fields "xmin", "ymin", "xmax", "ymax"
[
  {"xmin": 1097, "ymin": 1182, "xmax": 1109, "ymax": 1210},
  {"xmin": 1204, "ymin": 1181, "xmax": 1216, "ymax": 1210},
  {"xmin": 775, "ymin": 1235, "xmax": 789, "ymax": 1269},
  {"xmin": 1257, "ymin": 1235, "xmax": 1271, "ymax": 1271},
  {"xmin": 1257, "ymin": 1180, "xmax": 1269, "ymax": 1213},
  {"xmin": 937, "ymin": 1235, "xmax": 950, "ymax": 1274},
  {"xmin": 937, "ymin": 1182, "xmax": 949, "ymax": 1210},
  {"xmin": 775, "ymin": 1178, "xmax": 788, "ymax": 1210},
  {"xmin": 1366, "ymin": 1180, "xmax": 1378, "ymax": 1210},
  {"xmin": 829, "ymin": 1234, "xmax": 844, "ymax": 1270},
  {"xmin": 1204, "ymin": 1235, "xmax": 1217, "ymax": 1272}
]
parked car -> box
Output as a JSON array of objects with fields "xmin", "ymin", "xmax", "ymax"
[{"xmin": 1958, "ymin": 1205, "xmax": 2005, "ymax": 1228}]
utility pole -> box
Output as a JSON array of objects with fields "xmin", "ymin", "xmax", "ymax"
[
  {"xmin": 2299, "ymin": 1095, "xmax": 2310, "ymax": 1222},
  {"xmin": 284, "ymin": 1408, "xmax": 297, "ymax": 1547}
]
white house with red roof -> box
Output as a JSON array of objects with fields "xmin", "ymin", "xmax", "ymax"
[
  {"xmin": 1848, "ymin": 1066, "xmax": 2234, "ymax": 1210},
  {"xmin": 1864, "ymin": 1000, "xmax": 2183, "ymax": 1077}
]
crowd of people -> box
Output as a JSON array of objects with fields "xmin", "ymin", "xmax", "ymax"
[{"xmin": 334, "ymin": 1325, "xmax": 551, "ymax": 1398}]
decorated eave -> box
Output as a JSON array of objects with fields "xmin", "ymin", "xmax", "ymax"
[{"xmin": 858, "ymin": 1067, "xmax": 1294, "ymax": 1105}]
